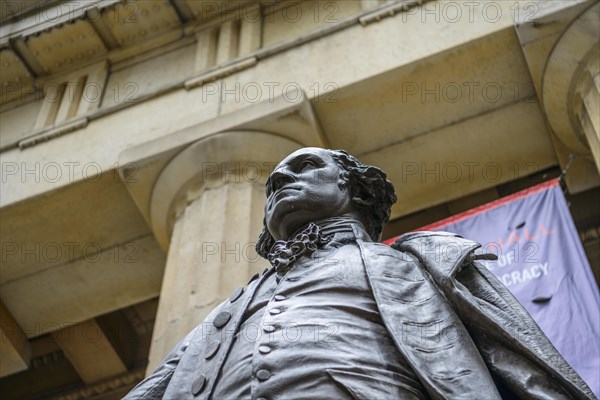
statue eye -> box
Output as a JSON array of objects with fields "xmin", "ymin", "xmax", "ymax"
[{"xmin": 299, "ymin": 160, "xmax": 317, "ymax": 170}]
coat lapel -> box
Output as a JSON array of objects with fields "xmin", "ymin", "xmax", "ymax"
[{"xmin": 359, "ymin": 240, "xmax": 501, "ymax": 400}]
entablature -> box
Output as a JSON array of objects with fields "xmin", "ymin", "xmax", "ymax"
[{"xmin": 0, "ymin": 0, "xmax": 419, "ymax": 151}]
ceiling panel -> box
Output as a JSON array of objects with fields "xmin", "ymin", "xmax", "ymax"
[{"xmin": 25, "ymin": 19, "xmax": 107, "ymax": 74}]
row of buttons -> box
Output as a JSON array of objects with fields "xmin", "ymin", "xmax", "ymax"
[
  {"xmin": 191, "ymin": 280, "xmax": 251, "ymax": 396},
  {"xmin": 191, "ymin": 269, "xmax": 271, "ymax": 396},
  {"xmin": 252, "ymin": 285, "xmax": 290, "ymax": 388}
]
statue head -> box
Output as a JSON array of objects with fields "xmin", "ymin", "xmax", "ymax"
[{"xmin": 256, "ymin": 147, "xmax": 397, "ymax": 258}]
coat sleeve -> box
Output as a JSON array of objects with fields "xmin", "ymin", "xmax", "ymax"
[
  {"xmin": 450, "ymin": 260, "xmax": 596, "ymax": 400},
  {"xmin": 123, "ymin": 328, "xmax": 196, "ymax": 400},
  {"xmin": 393, "ymin": 232, "xmax": 596, "ymax": 400}
]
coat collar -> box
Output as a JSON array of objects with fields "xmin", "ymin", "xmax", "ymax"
[{"xmin": 392, "ymin": 231, "xmax": 481, "ymax": 288}]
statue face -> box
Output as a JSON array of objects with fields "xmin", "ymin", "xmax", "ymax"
[{"xmin": 265, "ymin": 147, "xmax": 354, "ymax": 240}]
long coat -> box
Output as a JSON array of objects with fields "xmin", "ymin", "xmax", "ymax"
[{"xmin": 124, "ymin": 231, "xmax": 595, "ymax": 400}]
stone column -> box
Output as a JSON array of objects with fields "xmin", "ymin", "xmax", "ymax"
[
  {"xmin": 575, "ymin": 51, "xmax": 600, "ymax": 173},
  {"xmin": 535, "ymin": 2, "xmax": 600, "ymax": 189},
  {"xmin": 145, "ymin": 131, "xmax": 301, "ymax": 372}
]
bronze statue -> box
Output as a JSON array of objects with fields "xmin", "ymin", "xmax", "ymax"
[{"xmin": 125, "ymin": 148, "xmax": 595, "ymax": 399}]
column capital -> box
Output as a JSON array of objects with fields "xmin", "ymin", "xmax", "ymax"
[
  {"xmin": 118, "ymin": 92, "xmax": 324, "ymax": 249},
  {"xmin": 541, "ymin": 2, "xmax": 599, "ymax": 153},
  {"xmin": 515, "ymin": 1, "xmax": 600, "ymax": 192}
]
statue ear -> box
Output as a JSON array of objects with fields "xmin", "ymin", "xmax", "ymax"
[{"xmin": 337, "ymin": 171, "xmax": 350, "ymax": 191}]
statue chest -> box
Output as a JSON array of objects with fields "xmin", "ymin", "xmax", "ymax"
[{"xmin": 213, "ymin": 243, "xmax": 425, "ymax": 400}]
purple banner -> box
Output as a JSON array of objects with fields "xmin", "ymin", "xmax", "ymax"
[{"xmin": 390, "ymin": 179, "xmax": 599, "ymax": 396}]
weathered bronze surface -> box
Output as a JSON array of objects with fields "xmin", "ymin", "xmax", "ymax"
[{"xmin": 125, "ymin": 148, "xmax": 595, "ymax": 400}]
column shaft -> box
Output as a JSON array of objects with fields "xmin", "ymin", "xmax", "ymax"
[{"xmin": 147, "ymin": 181, "xmax": 266, "ymax": 371}]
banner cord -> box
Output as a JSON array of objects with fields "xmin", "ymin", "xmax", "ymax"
[{"xmin": 558, "ymin": 134, "xmax": 582, "ymax": 203}]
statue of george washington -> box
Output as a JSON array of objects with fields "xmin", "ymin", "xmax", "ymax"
[{"xmin": 125, "ymin": 148, "xmax": 595, "ymax": 400}]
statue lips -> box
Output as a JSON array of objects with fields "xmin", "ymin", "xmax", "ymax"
[
  {"xmin": 273, "ymin": 185, "xmax": 302, "ymax": 199},
  {"xmin": 266, "ymin": 185, "xmax": 302, "ymax": 212}
]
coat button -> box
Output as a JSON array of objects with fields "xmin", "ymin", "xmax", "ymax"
[
  {"xmin": 257, "ymin": 369, "xmax": 271, "ymax": 381},
  {"xmin": 229, "ymin": 287, "xmax": 244, "ymax": 303},
  {"xmin": 204, "ymin": 340, "xmax": 220, "ymax": 359},
  {"xmin": 269, "ymin": 308, "xmax": 281, "ymax": 315},
  {"xmin": 191, "ymin": 375, "xmax": 206, "ymax": 395},
  {"xmin": 258, "ymin": 345, "xmax": 271, "ymax": 354},
  {"xmin": 263, "ymin": 325, "xmax": 276, "ymax": 333},
  {"xmin": 248, "ymin": 272, "xmax": 259, "ymax": 284},
  {"xmin": 273, "ymin": 294, "xmax": 286, "ymax": 301},
  {"xmin": 213, "ymin": 311, "xmax": 232, "ymax": 328}
]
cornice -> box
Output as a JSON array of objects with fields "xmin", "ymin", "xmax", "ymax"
[
  {"xmin": 1, "ymin": 0, "xmax": 431, "ymax": 153},
  {"xmin": 0, "ymin": 1, "xmax": 121, "ymax": 44}
]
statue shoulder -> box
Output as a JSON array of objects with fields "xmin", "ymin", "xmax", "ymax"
[
  {"xmin": 362, "ymin": 240, "xmax": 410, "ymax": 258},
  {"xmin": 391, "ymin": 231, "xmax": 484, "ymax": 281},
  {"xmin": 392, "ymin": 230, "xmax": 469, "ymax": 247}
]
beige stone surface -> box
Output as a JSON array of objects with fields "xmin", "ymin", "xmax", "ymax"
[
  {"xmin": 1, "ymin": 83, "xmax": 221, "ymax": 208},
  {"xmin": 580, "ymin": 67, "xmax": 600, "ymax": 172},
  {"xmin": 0, "ymin": 302, "xmax": 31, "ymax": 377},
  {"xmin": 25, "ymin": 19, "xmax": 107, "ymax": 75},
  {"xmin": 262, "ymin": 0, "xmax": 362, "ymax": 47},
  {"xmin": 1, "ymin": 235, "xmax": 165, "ymax": 339},
  {"xmin": 100, "ymin": 0, "xmax": 180, "ymax": 48},
  {"xmin": 1, "ymin": 173, "xmax": 167, "ymax": 340},
  {"xmin": 239, "ymin": 5, "xmax": 262, "ymax": 56},
  {"xmin": 0, "ymin": 48, "xmax": 34, "ymax": 104},
  {"xmin": 362, "ymin": 100, "xmax": 558, "ymax": 219},
  {"xmin": 541, "ymin": 2, "xmax": 599, "ymax": 151},
  {"xmin": 551, "ymin": 133, "xmax": 600, "ymax": 194},
  {"xmin": 51, "ymin": 319, "xmax": 126, "ymax": 384},
  {"xmin": 216, "ymin": 19, "xmax": 240, "ymax": 64},
  {"xmin": 515, "ymin": 0, "xmax": 599, "ymax": 192},
  {"xmin": 313, "ymin": 26, "xmax": 534, "ymax": 156},
  {"xmin": 220, "ymin": 0, "xmax": 516, "ymax": 118},
  {"xmin": 514, "ymin": 0, "xmax": 592, "ymax": 93},
  {"xmin": 183, "ymin": 0, "xmax": 253, "ymax": 22},
  {"xmin": 194, "ymin": 27, "xmax": 218, "ymax": 72},
  {"xmin": 0, "ymin": 173, "xmax": 151, "ymax": 285},
  {"xmin": 0, "ymin": 100, "xmax": 42, "ymax": 148},
  {"xmin": 101, "ymin": 44, "xmax": 196, "ymax": 108}
]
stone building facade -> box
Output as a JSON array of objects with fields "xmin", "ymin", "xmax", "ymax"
[{"xmin": 0, "ymin": 0, "xmax": 598, "ymax": 398}]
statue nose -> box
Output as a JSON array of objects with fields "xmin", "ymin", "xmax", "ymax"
[{"xmin": 270, "ymin": 170, "xmax": 296, "ymax": 191}]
